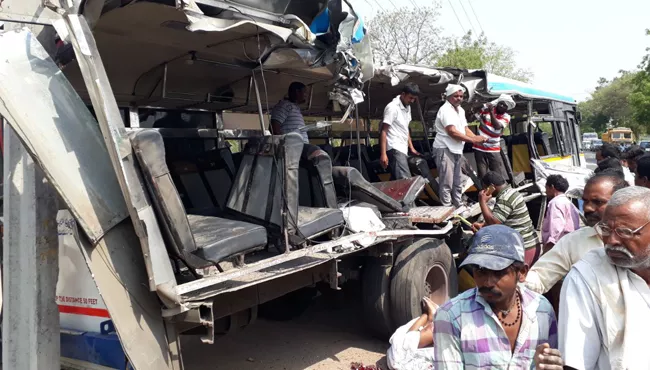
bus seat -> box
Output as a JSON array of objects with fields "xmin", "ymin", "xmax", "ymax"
[
  {"xmin": 131, "ymin": 129, "xmax": 267, "ymax": 269},
  {"xmin": 300, "ymin": 144, "xmax": 338, "ymax": 209},
  {"xmin": 198, "ymin": 148, "xmax": 238, "ymax": 209},
  {"xmin": 332, "ymin": 166, "xmax": 427, "ymax": 212},
  {"xmin": 534, "ymin": 132, "xmax": 552, "ymax": 156},
  {"xmin": 226, "ymin": 133, "xmax": 344, "ymax": 243},
  {"xmin": 509, "ymin": 134, "xmax": 532, "ymax": 174}
]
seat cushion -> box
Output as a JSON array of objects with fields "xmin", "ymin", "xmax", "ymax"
[
  {"xmin": 297, "ymin": 207, "xmax": 344, "ymax": 239},
  {"xmin": 188, "ymin": 215, "xmax": 267, "ymax": 263}
]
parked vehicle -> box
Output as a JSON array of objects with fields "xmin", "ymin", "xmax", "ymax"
[{"xmin": 602, "ymin": 127, "xmax": 635, "ymax": 146}]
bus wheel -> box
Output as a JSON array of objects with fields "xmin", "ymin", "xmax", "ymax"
[
  {"xmin": 360, "ymin": 258, "xmax": 394, "ymax": 340},
  {"xmin": 389, "ymin": 238, "xmax": 457, "ymax": 328}
]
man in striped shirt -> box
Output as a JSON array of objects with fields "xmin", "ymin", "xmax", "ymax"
[
  {"xmin": 271, "ymin": 82, "xmax": 309, "ymax": 143},
  {"xmin": 472, "ymin": 94, "xmax": 516, "ymax": 179},
  {"xmin": 474, "ymin": 171, "xmax": 541, "ymax": 265},
  {"xmin": 434, "ymin": 225, "xmax": 557, "ymax": 369}
]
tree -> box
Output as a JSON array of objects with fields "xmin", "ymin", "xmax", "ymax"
[
  {"xmin": 578, "ymin": 71, "xmax": 642, "ymax": 135},
  {"xmin": 367, "ymin": 5, "xmax": 445, "ymax": 65},
  {"xmin": 630, "ymin": 29, "xmax": 650, "ymax": 132},
  {"xmin": 436, "ymin": 32, "xmax": 533, "ymax": 83}
]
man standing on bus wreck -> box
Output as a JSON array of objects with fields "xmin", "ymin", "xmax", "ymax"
[
  {"xmin": 472, "ymin": 94, "xmax": 516, "ymax": 179},
  {"xmin": 379, "ymin": 82, "xmax": 422, "ymax": 180},
  {"xmin": 432, "ymin": 84, "xmax": 486, "ymax": 207}
]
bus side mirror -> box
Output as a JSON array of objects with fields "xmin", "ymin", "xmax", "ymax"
[{"xmin": 576, "ymin": 111, "xmax": 582, "ymax": 121}]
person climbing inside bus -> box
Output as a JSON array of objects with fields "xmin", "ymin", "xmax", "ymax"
[
  {"xmin": 472, "ymin": 94, "xmax": 516, "ymax": 179},
  {"xmin": 379, "ymin": 82, "xmax": 422, "ymax": 180},
  {"xmin": 432, "ymin": 84, "xmax": 486, "ymax": 207},
  {"xmin": 270, "ymin": 81, "xmax": 338, "ymax": 208},
  {"xmin": 434, "ymin": 225, "xmax": 557, "ymax": 369},
  {"xmin": 473, "ymin": 171, "xmax": 540, "ymax": 265}
]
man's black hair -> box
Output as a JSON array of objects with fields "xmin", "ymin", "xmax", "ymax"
[
  {"xmin": 623, "ymin": 146, "xmax": 645, "ymax": 161},
  {"xmin": 288, "ymin": 81, "xmax": 306, "ymax": 96},
  {"xmin": 586, "ymin": 169, "xmax": 629, "ymax": 192},
  {"xmin": 598, "ymin": 142, "xmax": 621, "ymax": 159},
  {"xmin": 636, "ymin": 154, "xmax": 650, "ymax": 180},
  {"xmin": 402, "ymin": 82, "xmax": 421, "ymax": 96},
  {"xmin": 595, "ymin": 157, "xmax": 623, "ymax": 174},
  {"xmin": 546, "ymin": 174, "xmax": 570, "ymax": 193},
  {"xmin": 482, "ymin": 171, "xmax": 507, "ymax": 187}
]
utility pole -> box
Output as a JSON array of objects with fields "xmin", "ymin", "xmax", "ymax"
[{"xmin": 2, "ymin": 125, "xmax": 59, "ymax": 370}]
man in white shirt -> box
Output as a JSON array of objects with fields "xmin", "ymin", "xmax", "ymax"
[
  {"xmin": 525, "ymin": 170, "xmax": 629, "ymax": 294},
  {"xmin": 379, "ymin": 83, "xmax": 422, "ymax": 180},
  {"xmin": 432, "ymin": 84, "xmax": 486, "ymax": 207},
  {"xmin": 539, "ymin": 186, "xmax": 650, "ymax": 369}
]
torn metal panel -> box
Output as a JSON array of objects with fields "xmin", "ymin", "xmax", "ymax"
[
  {"xmin": 71, "ymin": 216, "xmax": 180, "ymax": 370},
  {"xmin": 182, "ymin": 10, "xmax": 293, "ymax": 41},
  {"xmin": 0, "ymin": 28, "xmax": 128, "ymax": 243},
  {"xmin": 60, "ymin": 13, "xmax": 178, "ymax": 294},
  {"xmin": 0, "ymin": 28, "xmax": 180, "ymax": 370},
  {"xmin": 406, "ymin": 206, "xmax": 456, "ymax": 224},
  {"xmin": 375, "ymin": 64, "xmax": 455, "ymax": 87},
  {"xmin": 176, "ymin": 223, "xmax": 453, "ymax": 301}
]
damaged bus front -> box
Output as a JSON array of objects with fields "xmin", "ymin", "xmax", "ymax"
[{"xmin": 0, "ymin": 1, "xmax": 460, "ymax": 369}]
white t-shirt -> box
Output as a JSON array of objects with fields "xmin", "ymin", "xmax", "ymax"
[
  {"xmin": 432, "ymin": 101, "xmax": 468, "ymax": 154},
  {"xmin": 383, "ymin": 96, "xmax": 412, "ymax": 155}
]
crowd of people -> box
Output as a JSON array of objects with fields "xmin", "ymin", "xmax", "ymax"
[
  {"xmin": 387, "ymin": 141, "xmax": 650, "ymax": 369},
  {"xmin": 270, "ymin": 80, "xmax": 650, "ymax": 369}
]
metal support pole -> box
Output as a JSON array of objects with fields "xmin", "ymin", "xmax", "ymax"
[{"xmin": 2, "ymin": 125, "xmax": 59, "ymax": 370}]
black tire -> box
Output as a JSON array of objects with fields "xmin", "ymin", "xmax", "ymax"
[
  {"xmin": 360, "ymin": 258, "xmax": 394, "ymax": 340},
  {"xmin": 258, "ymin": 287, "xmax": 317, "ymax": 321},
  {"xmin": 389, "ymin": 238, "xmax": 458, "ymax": 328}
]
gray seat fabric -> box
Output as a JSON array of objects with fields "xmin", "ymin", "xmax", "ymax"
[
  {"xmin": 188, "ymin": 215, "xmax": 267, "ymax": 263},
  {"xmin": 297, "ymin": 207, "xmax": 344, "ymax": 239},
  {"xmin": 131, "ymin": 129, "xmax": 267, "ymax": 269},
  {"xmin": 226, "ymin": 133, "xmax": 343, "ymax": 244},
  {"xmin": 332, "ymin": 166, "xmax": 404, "ymax": 213}
]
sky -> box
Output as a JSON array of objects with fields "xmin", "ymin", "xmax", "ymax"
[{"xmin": 352, "ymin": 0, "xmax": 650, "ymax": 102}]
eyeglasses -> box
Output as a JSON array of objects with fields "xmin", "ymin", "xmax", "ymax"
[{"xmin": 595, "ymin": 220, "xmax": 650, "ymax": 239}]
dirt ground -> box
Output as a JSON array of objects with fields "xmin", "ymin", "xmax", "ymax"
[{"xmin": 183, "ymin": 293, "xmax": 389, "ymax": 370}]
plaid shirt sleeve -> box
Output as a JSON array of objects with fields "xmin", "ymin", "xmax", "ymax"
[{"xmin": 433, "ymin": 307, "xmax": 464, "ymax": 369}]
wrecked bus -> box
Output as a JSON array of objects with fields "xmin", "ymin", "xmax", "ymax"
[{"xmin": 0, "ymin": 2, "xmax": 588, "ymax": 369}]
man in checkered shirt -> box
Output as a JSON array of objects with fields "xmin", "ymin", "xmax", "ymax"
[{"xmin": 433, "ymin": 225, "xmax": 558, "ymax": 369}]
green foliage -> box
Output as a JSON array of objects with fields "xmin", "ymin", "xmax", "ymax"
[
  {"xmin": 436, "ymin": 32, "xmax": 533, "ymax": 83},
  {"xmin": 578, "ymin": 71, "xmax": 639, "ymax": 135},
  {"xmin": 630, "ymin": 29, "xmax": 650, "ymax": 132},
  {"xmin": 579, "ymin": 29, "xmax": 650, "ymax": 138}
]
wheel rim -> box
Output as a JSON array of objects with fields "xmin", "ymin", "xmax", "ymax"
[{"xmin": 424, "ymin": 264, "xmax": 449, "ymax": 306}]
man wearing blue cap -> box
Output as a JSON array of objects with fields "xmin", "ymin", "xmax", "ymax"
[{"xmin": 433, "ymin": 225, "xmax": 558, "ymax": 369}]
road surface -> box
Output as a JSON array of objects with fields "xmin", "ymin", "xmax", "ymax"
[{"xmin": 183, "ymin": 289, "xmax": 389, "ymax": 370}]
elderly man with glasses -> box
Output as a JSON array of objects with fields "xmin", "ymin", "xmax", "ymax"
[{"xmin": 535, "ymin": 186, "xmax": 650, "ymax": 369}]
